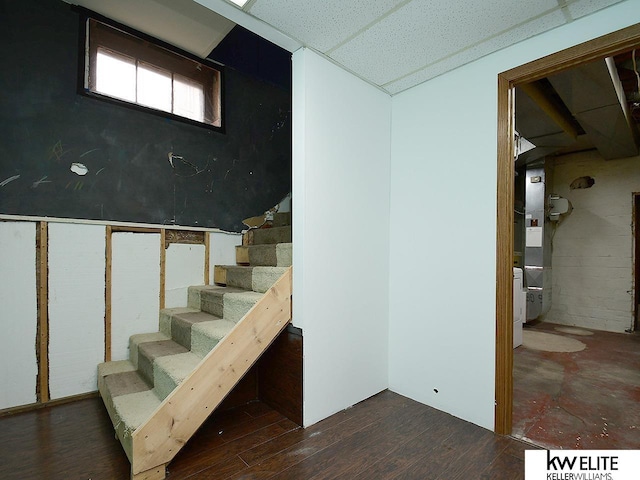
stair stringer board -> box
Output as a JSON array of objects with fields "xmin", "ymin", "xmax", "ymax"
[{"xmin": 130, "ymin": 266, "xmax": 292, "ymax": 477}]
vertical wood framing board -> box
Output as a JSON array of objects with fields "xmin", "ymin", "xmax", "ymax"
[
  {"xmin": 36, "ymin": 222, "xmax": 49, "ymax": 402},
  {"xmin": 131, "ymin": 267, "xmax": 292, "ymax": 475},
  {"xmin": 105, "ymin": 226, "xmax": 112, "ymax": 362},
  {"xmin": 48, "ymin": 223, "xmax": 106, "ymax": 400},
  {"xmin": 204, "ymin": 232, "xmax": 210, "ymax": 285},
  {"xmin": 160, "ymin": 230, "xmax": 166, "ymax": 310},
  {"xmin": 0, "ymin": 222, "xmax": 38, "ymax": 409},
  {"xmin": 208, "ymin": 232, "xmax": 242, "ymax": 284},
  {"xmin": 111, "ymin": 232, "xmax": 161, "ymax": 362},
  {"xmin": 164, "ymin": 243, "xmax": 206, "ymax": 308}
]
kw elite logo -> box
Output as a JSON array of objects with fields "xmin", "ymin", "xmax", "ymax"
[{"xmin": 525, "ymin": 450, "xmax": 640, "ymax": 480}]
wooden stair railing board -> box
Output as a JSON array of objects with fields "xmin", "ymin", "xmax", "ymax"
[{"xmin": 130, "ymin": 266, "xmax": 292, "ymax": 479}]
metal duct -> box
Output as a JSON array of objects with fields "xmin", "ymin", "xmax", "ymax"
[{"xmin": 524, "ymin": 165, "xmax": 552, "ymax": 321}]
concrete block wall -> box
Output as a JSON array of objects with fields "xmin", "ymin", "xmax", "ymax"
[{"xmin": 544, "ymin": 150, "xmax": 640, "ymax": 333}]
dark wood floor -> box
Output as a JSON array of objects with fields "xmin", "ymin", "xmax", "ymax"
[{"xmin": 0, "ymin": 390, "xmax": 537, "ymax": 479}]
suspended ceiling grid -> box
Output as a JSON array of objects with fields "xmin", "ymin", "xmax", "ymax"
[{"xmin": 242, "ymin": 0, "xmax": 625, "ymax": 94}]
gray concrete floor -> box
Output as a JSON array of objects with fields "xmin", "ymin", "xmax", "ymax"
[{"xmin": 512, "ymin": 321, "xmax": 640, "ymax": 449}]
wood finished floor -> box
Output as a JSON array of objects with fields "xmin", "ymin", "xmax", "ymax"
[{"xmin": 0, "ymin": 391, "xmax": 538, "ymax": 479}]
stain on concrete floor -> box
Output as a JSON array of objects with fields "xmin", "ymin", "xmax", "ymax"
[{"xmin": 512, "ymin": 321, "xmax": 640, "ymax": 449}]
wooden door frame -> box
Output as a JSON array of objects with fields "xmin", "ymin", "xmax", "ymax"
[
  {"xmin": 633, "ymin": 193, "xmax": 640, "ymax": 332},
  {"xmin": 494, "ymin": 22, "xmax": 640, "ymax": 435}
]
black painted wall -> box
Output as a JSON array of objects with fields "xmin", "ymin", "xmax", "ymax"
[{"xmin": 0, "ymin": 0, "xmax": 291, "ymax": 232}]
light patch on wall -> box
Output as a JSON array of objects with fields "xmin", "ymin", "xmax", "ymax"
[
  {"xmin": 0, "ymin": 222, "xmax": 38, "ymax": 409},
  {"xmin": 48, "ymin": 223, "xmax": 106, "ymax": 399},
  {"xmin": 111, "ymin": 232, "xmax": 161, "ymax": 362},
  {"xmin": 570, "ymin": 176, "xmax": 595, "ymax": 189},
  {"xmin": 70, "ymin": 163, "xmax": 89, "ymax": 176},
  {"xmin": 165, "ymin": 243, "xmax": 206, "ymax": 308}
]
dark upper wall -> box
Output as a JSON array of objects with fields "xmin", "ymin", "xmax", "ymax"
[{"xmin": 0, "ymin": 0, "xmax": 291, "ymax": 232}]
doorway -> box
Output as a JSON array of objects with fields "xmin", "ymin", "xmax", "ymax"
[{"xmin": 495, "ymin": 23, "xmax": 640, "ymax": 436}]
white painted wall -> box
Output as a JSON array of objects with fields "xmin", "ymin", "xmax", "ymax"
[
  {"xmin": 388, "ymin": 1, "xmax": 638, "ymax": 430},
  {"xmin": 48, "ymin": 223, "xmax": 105, "ymax": 400},
  {"xmin": 0, "ymin": 220, "xmax": 237, "ymax": 409},
  {"xmin": 293, "ymin": 48, "xmax": 392, "ymax": 426},
  {"xmin": 0, "ymin": 222, "xmax": 38, "ymax": 409},
  {"xmin": 111, "ymin": 232, "xmax": 161, "ymax": 361},
  {"xmin": 208, "ymin": 231, "xmax": 242, "ymax": 284},
  {"xmin": 543, "ymin": 151, "xmax": 639, "ymax": 333},
  {"xmin": 165, "ymin": 243, "xmax": 206, "ymax": 307}
]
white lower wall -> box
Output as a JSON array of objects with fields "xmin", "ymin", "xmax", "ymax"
[
  {"xmin": 48, "ymin": 223, "xmax": 106, "ymax": 400},
  {"xmin": 165, "ymin": 243, "xmax": 206, "ymax": 308},
  {"xmin": 0, "ymin": 218, "xmax": 237, "ymax": 410},
  {"xmin": 544, "ymin": 151, "xmax": 638, "ymax": 333},
  {"xmin": 293, "ymin": 48, "xmax": 392, "ymax": 426},
  {"xmin": 208, "ymin": 231, "xmax": 242, "ymax": 284},
  {"xmin": 111, "ymin": 232, "xmax": 161, "ymax": 361},
  {"xmin": 389, "ymin": 1, "xmax": 638, "ymax": 430},
  {"xmin": 0, "ymin": 222, "xmax": 38, "ymax": 409}
]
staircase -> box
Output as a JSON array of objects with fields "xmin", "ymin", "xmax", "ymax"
[{"xmin": 98, "ymin": 215, "xmax": 292, "ymax": 480}]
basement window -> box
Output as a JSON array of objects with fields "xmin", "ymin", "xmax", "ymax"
[{"xmin": 81, "ymin": 16, "xmax": 223, "ymax": 130}]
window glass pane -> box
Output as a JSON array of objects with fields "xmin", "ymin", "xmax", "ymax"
[
  {"xmin": 137, "ymin": 62, "xmax": 172, "ymax": 113},
  {"xmin": 173, "ymin": 74, "xmax": 204, "ymax": 122},
  {"xmin": 96, "ymin": 48, "xmax": 136, "ymax": 102}
]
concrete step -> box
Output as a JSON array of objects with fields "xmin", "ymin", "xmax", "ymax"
[
  {"xmin": 236, "ymin": 242, "xmax": 292, "ymax": 267},
  {"xmin": 159, "ymin": 307, "xmax": 222, "ymax": 350},
  {"xmin": 153, "ymin": 351, "xmax": 201, "ymax": 400},
  {"xmin": 188, "ymin": 285, "xmax": 263, "ymax": 323},
  {"xmin": 214, "ymin": 265, "xmax": 289, "ymax": 293},
  {"xmin": 272, "ymin": 211, "xmax": 291, "ymax": 227},
  {"xmin": 191, "ymin": 319, "xmax": 236, "ymax": 358},
  {"xmin": 97, "ymin": 360, "xmax": 161, "ymax": 463},
  {"xmin": 135, "ymin": 337, "xmax": 189, "ymax": 387},
  {"xmin": 244, "ymin": 226, "xmax": 291, "ymax": 245},
  {"xmin": 98, "ymin": 305, "xmax": 240, "ymax": 455}
]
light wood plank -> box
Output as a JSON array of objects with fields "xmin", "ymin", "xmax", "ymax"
[
  {"xmin": 159, "ymin": 230, "xmax": 166, "ymax": 310},
  {"xmin": 36, "ymin": 222, "xmax": 49, "ymax": 403},
  {"xmin": 112, "ymin": 226, "xmax": 161, "ymax": 234},
  {"xmin": 131, "ymin": 464, "xmax": 166, "ymax": 480},
  {"xmin": 131, "ymin": 267, "xmax": 292, "ymax": 475},
  {"xmin": 214, "ymin": 265, "xmax": 227, "ymax": 286},
  {"xmin": 236, "ymin": 245, "xmax": 250, "ymax": 265},
  {"xmin": 204, "ymin": 232, "xmax": 210, "ymax": 285}
]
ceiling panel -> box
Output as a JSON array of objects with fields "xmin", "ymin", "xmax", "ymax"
[
  {"xmin": 248, "ymin": 0, "xmax": 406, "ymax": 53},
  {"xmin": 333, "ymin": 2, "xmax": 565, "ymax": 90},
  {"xmin": 566, "ymin": 0, "xmax": 627, "ymax": 19},
  {"xmin": 384, "ymin": 8, "xmax": 567, "ymax": 93},
  {"xmin": 83, "ymin": 0, "xmax": 628, "ymax": 95},
  {"xmin": 243, "ymin": 0, "xmax": 626, "ymax": 93}
]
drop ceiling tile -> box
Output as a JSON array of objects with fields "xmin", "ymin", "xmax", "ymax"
[
  {"xmin": 566, "ymin": 0, "xmax": 626, "ymax": 20},
  {"xmin": 248, "ymin": 0, "xmax": 406, "ymax": 52},
  {"xmin": 329, "ymin": 0, "xmax": 560, "ymax": 87},
  {"xmin": 384, "ymin": 8, "xmax": 567, "ymax": 94}
]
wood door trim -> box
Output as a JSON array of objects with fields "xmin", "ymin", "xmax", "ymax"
[
  {"xmin": 495, "ymin": 22, "xmax": 640, "ymax": 434},
  {"xmin": 633, "ymin": 194, "xmax": 640, "ymax": 332}
]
